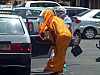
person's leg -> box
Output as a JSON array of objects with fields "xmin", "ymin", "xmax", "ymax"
[{"xmin": 44, "ymin": 35, "xmax": 71, "ymax": 73}]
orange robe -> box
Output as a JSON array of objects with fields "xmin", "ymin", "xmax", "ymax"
[{"xmin": 39, "ymin": 9, "xmax": 72, "ymax": 73}]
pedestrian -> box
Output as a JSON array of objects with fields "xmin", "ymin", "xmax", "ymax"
[
  {"xmin": 55, "ymin": 9, "xmax": 72, "ymax": 33},
  {"xmin": 39, "ymin": 8, "xmax": 72, "ymax": 75},
  {"xmin": 55, "ymin": 8, "xmax": 73, "ymax": 71}
]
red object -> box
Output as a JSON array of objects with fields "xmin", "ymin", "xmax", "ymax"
[
  {"xmin": 75, "ymin": 18, "xmax": 81, "ymax": 24},
  {"xmin": 11, "ymin": 43, "xmax": 32, "ymax": 52}
]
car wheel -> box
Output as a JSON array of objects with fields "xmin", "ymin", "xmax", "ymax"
[{"xmin": 83, "ymin": 28, "xmax": 96, "ymax": 39}]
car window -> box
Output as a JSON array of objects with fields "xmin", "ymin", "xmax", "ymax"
[
  {"xmin": 93, "ymin": 12, "xmax": 100, "ymax": 19},
  {"xmin": 30, "ymin": 10, "xmax": 41, "ymax": 17},
  {"xmin": 26, "ymin": 18, "xmax": 39, "ymax": 35},
  {"xmin": 76, "ymin": 10, "xmax": 91, "ymax": 16},
  {"xmin": 66, "ymin": 9, "xmax": 88, "ymax": 17},
  {"xmin": 30, "ymin": 3, "xmax": 59, "ymax": 7},
  {"xmin": 12, "ymin": 9, "xmax": 26, "ymax": 18},
  {"xmin": 0, "ymin": 18, "xmax": 24, "ymax": 34}
]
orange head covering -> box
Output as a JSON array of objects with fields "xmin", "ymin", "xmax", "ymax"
[{"xmin": 39, "ymin": 8, "xmax": 55, "ymax": 33}]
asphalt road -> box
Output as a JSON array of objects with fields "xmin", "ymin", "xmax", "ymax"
[{"xmin": 31, "ymin": 38, "xmax": 100, "ymax": 75}]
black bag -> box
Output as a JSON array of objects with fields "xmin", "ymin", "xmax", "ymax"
[{"xmin": 71, "ymin": 45, "xmax": 83, "ymax": 57}]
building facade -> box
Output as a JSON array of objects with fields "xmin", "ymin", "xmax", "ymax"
[
  {"xmin": 70, "ymin": 0, "xmax": 100, "ymax": 9},
  {"xmin": 0, "ymin": 0, "xmax": 100, "ymax": 9},
  {"xmin": 89, "ymin": 0, "xmax": 100, "ymax": 9}
]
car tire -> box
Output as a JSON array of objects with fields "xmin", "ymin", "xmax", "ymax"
[{"xmin": 83, "ymin": 28, "xmax": 96, "ymax": 39}]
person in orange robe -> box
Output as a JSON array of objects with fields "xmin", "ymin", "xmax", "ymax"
[{"xmin": 39, "ymin": 8, "xmax": 72, "ymax": 74}]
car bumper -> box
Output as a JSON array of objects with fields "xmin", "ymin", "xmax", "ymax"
[{"xmin": 0, "ymin": 53, "xmax": 31, "ymax": 68}]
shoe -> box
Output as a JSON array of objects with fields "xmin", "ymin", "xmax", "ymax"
[{"xmin": 64, "ymin": 64, "xmax": 69, "ymax": 72}]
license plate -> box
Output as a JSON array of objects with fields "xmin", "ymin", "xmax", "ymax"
[{"xmin": 0, "ymin": 44, "xmax": 10, "ymax": 50}]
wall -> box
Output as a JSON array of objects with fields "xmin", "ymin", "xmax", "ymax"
[{"xmin": 89, "ymin": 0, "xmax": 100, "ymax": 9}]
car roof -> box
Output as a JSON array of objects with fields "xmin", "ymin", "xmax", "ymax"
[
  {"xmin": 13, "ymin": 7, "xmax": 27, "ymax": 9},
  {"xmin": 25, "ymin": 1, "xmax": 61, "ymax": 7},
  {"xmin": 25, "ymin": 1, "xmax": 59, "ymax": 3},
  {"xmin": 0, "ymin": 14, "xmax": 20, "ymax": 18},
  {"xmin": 13, "ymin": 7, "xmax": 45, "ymax": 10}
]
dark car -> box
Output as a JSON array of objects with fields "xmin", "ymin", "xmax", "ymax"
[{"xmin": 0, "ymin": 15, "xmax": 31, "ymax": 75}]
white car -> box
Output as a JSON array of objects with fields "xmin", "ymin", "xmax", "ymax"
[
  {"xmin": 0, "ymin": 15, "xmax": 31, "ymax": 75},
  {"xmin": 16, "ymin": 1, "xmax": 63, "ymax": 8},
  {"xmin": 72, "ymin": 9, "xmax": 100, "ymax": 39}
]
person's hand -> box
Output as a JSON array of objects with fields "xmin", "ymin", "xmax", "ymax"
[{"xmin": 39, "ymin": 33, "xmax": 45, "ymax": 40}]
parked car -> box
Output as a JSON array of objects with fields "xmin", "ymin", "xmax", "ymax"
[
  {"xmin": 0, "ymin": 15, "xmax": 31, "ymax": 75},
  {"xmin": 15, "ymin": 1, "xmax": 63, "ymax": 8},
  {"xmin": 72, "ymin": 9, "xmax": 100, "ymax": 39}
]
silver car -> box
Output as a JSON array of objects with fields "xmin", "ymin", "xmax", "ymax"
[
  {"xmin": 0, "ymin": 15, "xmax": 31, "ymax": 75},
  {"xmin": 72, "ymin": 9, "xmax": 100, "ymax": 39}
]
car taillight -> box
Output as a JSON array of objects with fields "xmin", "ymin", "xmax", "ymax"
[
  {"xmin": 11, "ymin": 43, "xmax": 32, "ymax": 52},
  {"xmin": 75, "ymin": 18, "xmax": 81, "ymax": 24}
]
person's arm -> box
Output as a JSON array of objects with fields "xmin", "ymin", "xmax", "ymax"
[{"xmin": 39, "ymin": 23, "xmax": 48, "ymax": 40}]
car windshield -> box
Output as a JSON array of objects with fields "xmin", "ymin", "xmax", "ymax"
[
  {"xmin": 76, "ymin": 9, "xmax": 91, "ymax": 16},
  {"xmin": 30, "ymin": 3, "xmax": 59, "ymax": 7},
  {"xmin": 66, "ymin": 9, "xmax": 88, "ymax": 17},
  {"xmin": 0, "ymin": 18, "xmax": 24, "ymax": 34}
]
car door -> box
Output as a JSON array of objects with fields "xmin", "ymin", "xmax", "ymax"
[{"xmin": 26, "ymin": 17, "xmax": 50, "ymax": 57}]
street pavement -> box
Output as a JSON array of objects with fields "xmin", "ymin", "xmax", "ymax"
[{"xmin": 31, "ymin": 39, "xmax": 100, "ymax": 75}]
